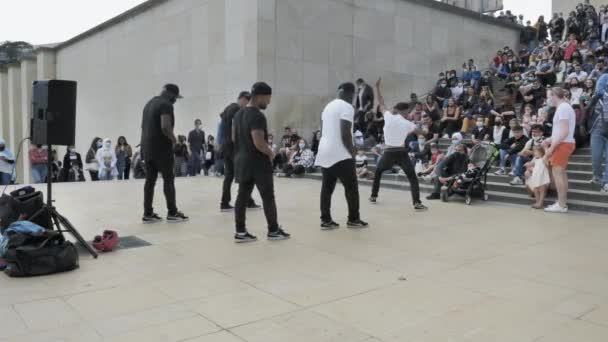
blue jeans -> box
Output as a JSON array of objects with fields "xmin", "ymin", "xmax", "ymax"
[
  {"xmin": 513, "ymin": 155, "xmax": 531, "ymax": 178},
  {"xmin": 31, "ymin": 164, "xmax": 48, "ymax": 184},
  {"xmin": 188, "ymin": 150, "xmax": 202, "ymax": 176},
  {"xmin": 591, "ymin": 133, "xmax": 608, "ymax": 184},
  {"xmin": 499, "ymin": 150, "xmax": 516, "ymax": 169},
  {"xmin": 0, "ymin": 172, "xmax": 11, "ymax": 185}
]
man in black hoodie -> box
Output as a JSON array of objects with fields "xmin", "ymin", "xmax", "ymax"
[{"xmin": 494, "ymin": 125, "xmax": 529, "ymax": 176}]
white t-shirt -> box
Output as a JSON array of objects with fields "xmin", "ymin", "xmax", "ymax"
[
  {"xmin": 551, "ymin": 102, "xmax": 576, "ymax": 144},
  {"xmin": 315, "ymin": 99, "xmax": 355, "ymax": 168},
  {"xmin": 383, "ymin": 111, "xmax": 416, "ymax": 147}
]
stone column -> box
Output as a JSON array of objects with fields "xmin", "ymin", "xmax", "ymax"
[
  {"xmin": 36, "ymin": 48, "xmax": 56, "ymax": 80},
  {"xmin": 0, "ymin": 69, "xmax": 9, "ymax": 141},
  {"xmin": 21, "ymin": 58, "xmax": 38, "ymax": 185},
  {"xmin": 7, "ymin": 64, "xmax": 23, "ymax": 184}
]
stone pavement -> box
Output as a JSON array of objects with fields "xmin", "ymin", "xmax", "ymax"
[{"xmin": 1, "ymin": 177, "xmax": 608, "ymax": 341}]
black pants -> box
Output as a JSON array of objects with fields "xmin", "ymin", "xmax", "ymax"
[
  {"xmin": 222, "ymin": 155, "xmax": 255, "ymax": 207},
  {"xmin": 89, "ymin": 170, "xmax": 99, "ymax": 181},
  {"xmin": 235, "ymin": 172, "xmax": 278, "ymax": 233},
  {"xmin": 144, "ymin": 159, "xmax": 177, "ymax": 216},
  {"xmin": 283, "ymin": 164, "xmax": 305, "ymax": 177},
  {"xmin": 371, "ymin": 149, "xmax": 421, "ymax": 205},
  {"xmin": 320, "ymin": 159, "xmax": 360, "ymax": 222}
]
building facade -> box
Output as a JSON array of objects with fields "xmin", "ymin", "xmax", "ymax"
[
  {"xmin": 552, "ymin": 0, "xmax": 603, "ymax": 15},
  {"xmin": 0, "ymin": 0, "xmax": 520, "ymax": 183}
]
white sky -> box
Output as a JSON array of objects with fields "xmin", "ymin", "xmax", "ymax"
[{"xmin": 1, "ymin": 0, "xmax": 552, "ymax": 45}]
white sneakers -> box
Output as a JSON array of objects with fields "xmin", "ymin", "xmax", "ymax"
[
  {"xmin": 602, "ymin": 184, "xmax": 608, "ymax": 194},
  {"xmin": 544, "ymin": 202, "xmax": 568, "ymax": 213}
]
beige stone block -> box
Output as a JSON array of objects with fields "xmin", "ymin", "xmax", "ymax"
[
  {"xmin": 302, "ymin": 62, "xmax": 329, "ymax": 96},
  {"xmin": 276, "ymin": 59, "xmax": 303, "ymax": 94},
  {"xmin": 14, "ymin": 298, "xmax": 81, "ymax": 331}
]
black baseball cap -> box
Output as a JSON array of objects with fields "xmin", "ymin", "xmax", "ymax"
[
  {"xmin": 163, "ymin": 84, "xmax": 183, "ymax": 98},
  {"xmin": 251, "ymin": 82, "xmax": 272, "ymax": 96},
  {"xmin": 238, "ymin": 91, "xmax": 251, "ymax": 100}
]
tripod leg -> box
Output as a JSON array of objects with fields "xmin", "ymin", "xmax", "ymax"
[{"xmin": 53, "ymin": 210, "xmax": 98, "ymax": 259}]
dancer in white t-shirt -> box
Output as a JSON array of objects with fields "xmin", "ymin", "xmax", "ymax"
[
  {"xmin": 315, "ymin": 82, "xmax": 368, "ymax": 230},
  {"xmin": 369, "ymin": 78, "xmax": 428, "ymax": 211}
]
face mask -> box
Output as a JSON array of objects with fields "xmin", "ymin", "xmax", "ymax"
[
  {"xmin": 533, "ymin": 135, "xmax": 542, "ymax": 142},
  {"xmin": 69, "ymin": 148, "xmax": 75, "ymax": 153},
  {"xmin": 440, "ymin": 84, "xmax": 447, "ymax": 88},
  {"xmin": 97, "ymin": 142, "xmax": 103, "ymax": 148},
  {"xmin": 514, "ymin": 77, "xmax": 521, "ymax": 81},
  {"xmin": 418, "ymin": 139, "xmax": 426, "ymax": 146},
  {"xmin": 546, "ymin": 97, "xmax": 556, "ymax": 107},
  {"xmin": 41, "ymin": 146, "xmax": 48, "ymax": 151},
  {"xmin": 104, "ymin": 142, "xmax": 111, "ymax": 148},
  {"xmin": 476, "ymin": 122, "xmax": 484, "ymax": 128},
  {"xmin": 298, "ymin": 143, "xmax": 305, "ymax": 149}
]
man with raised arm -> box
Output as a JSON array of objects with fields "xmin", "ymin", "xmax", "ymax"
[{"xmin": 369, "ymin": 78, "xmax": 428, "ymax": 211}]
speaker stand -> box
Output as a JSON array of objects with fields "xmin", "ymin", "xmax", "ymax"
[{"xmin": 31, "ymin": 145, "xmax": 98, "ymax": 258}]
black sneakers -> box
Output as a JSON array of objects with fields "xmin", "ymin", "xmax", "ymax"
[
  {"xmin": 234, "ymin": 232, "xmax": 258, "ymax": 243},
  {"xmin": 369, "ymin": 197, "xmax": 377, "ymax": 204},
  {"xmin": 347, "ymin": 219, "xmax": 369, "ymax": 229},
  {"xmin": 142, "ymin": 213, "xmax": 162, "ymax": 224},
  {"xmin": 220, "ymin": 204, "xmax": 234, "ymax": 212},
  {"xmin": 268, "ymin": 227, "xmax": 291, "ymax": 241},
  {"xmin": 320, "ymin": 221, "xmax": 340, "ymax": 231},
  {"xmin": 167, "ymin": 211, "xmax": 189, "ymax": 223},
  {"xmin": 426, "ymin": 193, "xmax": 441, "ymax": 200},
  {"xmin": 414, "ymin": 202, "xmax": 428, "ymax": 211},
  {"xmin": 247, "ymin": 203, "xmax": 262, "ymax": 210}
]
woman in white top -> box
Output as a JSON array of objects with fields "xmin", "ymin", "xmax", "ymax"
[
  {"xmin": 567, "ymin": 78, "xmax": 584, "ymax": 106},
  {"xmin": 96, "ymin": 138, "xmax": 118, "ymax": 181}
]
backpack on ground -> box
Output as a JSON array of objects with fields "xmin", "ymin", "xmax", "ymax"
[{"xmin": 4, "ymin": 230, "xmax": 79, "ymax": 277}]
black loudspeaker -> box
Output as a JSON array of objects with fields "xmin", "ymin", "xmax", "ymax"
[{"xmin": 31, "ymin": 80, "xmax": 77, "ymax": 146}]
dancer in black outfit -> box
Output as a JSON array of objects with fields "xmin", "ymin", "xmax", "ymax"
[
  {"xmin": 369, "ymin": 78, "xmax": 427, "ymax": 211},
  {"xmin": 232, "ymin": 82, "xmax": 290, "ymax": 243},
  {"xmin": 218, "ymin": 91, "xmax": 260, "ymax": 212},
  {"xmin": 140, "ymin": 84, "xmax": 189, "ymax": 223}
]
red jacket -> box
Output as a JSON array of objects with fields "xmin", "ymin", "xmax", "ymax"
[{"xmin": 29, "ymin": 148, "xmax": 48, "ymax": 165}]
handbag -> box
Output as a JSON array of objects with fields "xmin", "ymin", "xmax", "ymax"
[{"xmin": 4, "ymin": 231, "xmax": 79, "ymax": 277}]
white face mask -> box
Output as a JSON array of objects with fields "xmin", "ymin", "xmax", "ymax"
[
  {"xmin": 546, "ymin": 97, "xmax": 556, "ymax": 107},
  {"xmin": 298, "ymin": 143, "xmax": 305, "ymax": 149},
  {"xmin": 69, "ymin": 148, "xmax": 76, "ymax": 153},
  {"xmin": 104, "ymin": 142, "xmax": 111, "ymax": 148},
  {"xmin": 418, "ymin": 139, "xmax": 426, "ymax": 146},
  {"xmin": 476, "ymin": 122, "xmax": 484, "ymax": 128}
]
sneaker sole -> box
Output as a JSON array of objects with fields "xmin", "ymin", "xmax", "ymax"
[
  {"xmin": 414, "ymin": 207, "xmax": 428, "ymax": 212},
  {"xmin": 235, "ymin": 238, "xmax": 258, "ymax": 244},
  {"xmin": 347, "ymin": 224, "xmax": 369, "ymax": 229},
  {"xmin": 142, "ymin": 219, "xmax": 162, "ymax": 224},
  {"xmin": 220, "ymin": 208, "xmax": 234, "ymax": 212},
  {"xmin": 320, "ymin": 225, "xmax": 340, "ymax": 231},
  {"xmin": 268, "ymin": 236, "xmax": 291, "ymax": 241},
  {"xmin": 167, "ymin": 218, "xmax": 189, "ymax": 223}
]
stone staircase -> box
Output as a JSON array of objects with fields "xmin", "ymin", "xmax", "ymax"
[{"xmin": 305, "ymin": 139, "xmax": 608, "ymax": 215}]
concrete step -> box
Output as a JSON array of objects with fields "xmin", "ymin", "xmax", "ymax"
[
  {"xmin": 303, "ymin": 173, "xmax": 608, "ymax": 215},
  {"xmin": 367, "ymin": 152, "xmax": 593, "ymax": 164},
  {"xmin": 365, "ymin": 163, "xmax": 596, "ymax": 177}
]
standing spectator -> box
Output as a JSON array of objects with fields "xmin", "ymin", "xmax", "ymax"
[
  {"xmin": 115, "ymin": 136, "xmax": 132, "ymax": 180},
  {"xmin": 0, "ymin": 139, "xmax": 15, "ymax": 185},
  {"xmin": 355, "ymin": 79, "xmax": 374, "ymax": 131},
  {"xmin": 61, "ymin": 146, "xmax": 85, "ymax": 182},
  {"xmin": 85, "ymin": 137, "xmax": 102, "ymax": 181},
  {"xmin": 549, "ymin": 12, "xmax": 565, "ymax": 42},
  {"xmin": 564, "ymin": 13, "xmax": 580, "ymax": 42},
  {"xmin": 535, "ymin": 16, "xmax": 549, "ymax": 43},
  {"xmin": 187, "ymin": 119, "xmax": 205, "ymax": 176},
  {"xmin": 526, "ymin": 146, "xmax": 552, "ymax": 209},
  {"xmin": 29, "ymin": 144, "xmax": 48, "ymax": 184},
  {"xmin": 522, "ymin": 21, "xmax": 538, "ymax": 52},
  {"xmin": 204, "ymin": 135, "xmax": 216, "ymax": 176},
  {"xmin": 96, "ymin": 138, "xmax": 118, "ymax": 181},
  {"xmin": 601, "ymin": 6, "xmax": 608, "ymax": 43},
  {"xmin": 173, "ymin": 135, "xmax": 189, "ymax": 177},
  {"xmin": 544, "ymin": 87, "xmax": 577, "ymax": 213},
  {"xmin": 311, "ymin": 130, "xmax": 321, "ymax": 155},
  {"xmin": 586, "ymin": 74, "xmax": 608, "ymax": 193},
  {"xmin": 281, "ymin": 139, "xmax": 315, "ymax": 178}
]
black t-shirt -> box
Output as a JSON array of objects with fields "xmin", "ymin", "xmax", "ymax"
[
  {"xmin": 425, "ymin": 121, "xmax": 442, "ymax": 140},
  {"xmin": 219, "ymin": 103, "xmax": 241, "ymax": 156},
  {"xmin": 141, "ymin": 96, "xmax": 174, "ymax": 161},
  {"xmin": 234, "ymin": 106, "xmax": 272, "ymax": 181}
]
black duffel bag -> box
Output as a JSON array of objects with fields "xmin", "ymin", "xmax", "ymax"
[{"xmin": 4, "ymin": 231, "xmax": 79, "ymax": 277}]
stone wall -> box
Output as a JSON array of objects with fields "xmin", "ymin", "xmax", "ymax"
[
  {"xmin": 257, "ymin": 0, "xmax": 520, "ymax": 139},
  {"xmin": 55, "ymin": 0, "xmax": 258, "ymax": 155}
]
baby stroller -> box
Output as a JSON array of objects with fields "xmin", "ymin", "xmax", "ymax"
[{"xmin": 441, "ymin": 142, "xmax": 499, "ymax": 205}]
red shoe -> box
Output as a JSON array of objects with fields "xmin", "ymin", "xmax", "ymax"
[{"xmin": 101, "ymin": 230, "xmax": 119, "ymax": 252}]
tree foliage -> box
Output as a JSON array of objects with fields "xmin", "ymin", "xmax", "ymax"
[{"xmin": 0, "ymin": 41, "xmax": 34, "ymax": 66}]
